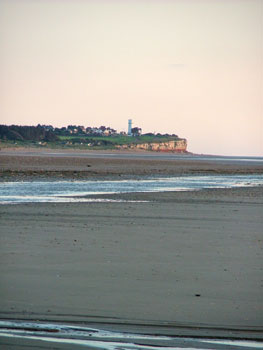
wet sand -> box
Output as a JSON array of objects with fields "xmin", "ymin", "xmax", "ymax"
[
  {"xmin": 0, "ymin": 191, "xmax": 263, "ymax": 339},
  {"xmin": 0, "ymin": 149, "xmax": 263, "ymax": 342}
]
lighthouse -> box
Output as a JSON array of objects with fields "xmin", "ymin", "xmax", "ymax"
[{"xmin": 128, "ymin": 119, "xmax": 132, "ymax": 136}]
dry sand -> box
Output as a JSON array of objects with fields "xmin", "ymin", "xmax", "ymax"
[{"xmin": 0, "ymin": 149, "xmax": 263, "ymax": 341}]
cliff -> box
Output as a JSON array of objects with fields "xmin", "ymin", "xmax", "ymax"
[{"xmin": 116, "ymin": 139, "xmax": 187, "ymax": 152}]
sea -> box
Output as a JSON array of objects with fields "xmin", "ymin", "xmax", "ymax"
[{"xmin": 0, "ymin": 174, "xmax": 263, "ymax": 204}]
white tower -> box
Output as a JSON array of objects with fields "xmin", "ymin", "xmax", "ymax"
[{"xmin": 128, "ymin": 119, "xmax": 132, "ymax": 136}]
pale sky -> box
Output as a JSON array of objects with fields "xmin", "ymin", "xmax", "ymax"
[{"xmin": 0, "ymin": 0, "xmax": 262, "ymax": 156}]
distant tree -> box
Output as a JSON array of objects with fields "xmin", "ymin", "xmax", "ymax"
[
  {"xmin": 131, "ymin": 127, "xmax": 142, "ymax": 137},
  {"xmin": 44, "ymin": 130, "xmax": 58, "ymax": 142},
  {"xmin": 0, "ymin": 124, "xmax": 58, "ymax": 142}
]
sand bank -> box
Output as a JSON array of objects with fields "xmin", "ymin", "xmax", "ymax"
[{"xmin": 1, "ymin": 148, "xmax": 263, "ymax": 181}]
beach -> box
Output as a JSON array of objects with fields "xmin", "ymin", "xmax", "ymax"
[{"xmin": 0, "ymin": 149, "xmax": 263, "ymax": 345}]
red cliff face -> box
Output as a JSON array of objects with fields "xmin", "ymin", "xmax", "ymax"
[{"xmin": 117, "ymin": 139, "xmax": 187, "ymax": 152}]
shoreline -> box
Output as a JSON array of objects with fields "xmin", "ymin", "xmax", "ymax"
[
  {"xmin": 68, "ymin": 186, "xmax": 263, "ymax": 204},
  {"xmin": 1, "ymin": 321, "xmax": 262, "ymax": 350},
  {"xmin": 1, "ymin": 318, "xmax": 263, "ymax": 343}
]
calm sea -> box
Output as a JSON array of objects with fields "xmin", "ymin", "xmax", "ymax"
[{"xmin": 0, "ymin": 174, "xmax": 262, "ymax": 204}]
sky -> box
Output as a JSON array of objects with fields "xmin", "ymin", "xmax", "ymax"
[{"xmin": 0, "ymin": 0, "xmax": 262, "ymax": 156}]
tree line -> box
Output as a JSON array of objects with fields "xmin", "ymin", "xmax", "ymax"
[
  {"xmin": 0, "ymin": 124, "xmax": 179, "ymax": 142},
  {"xmin": 0, "ymin": 125, "xmax": 58, "ymax": 142}
]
